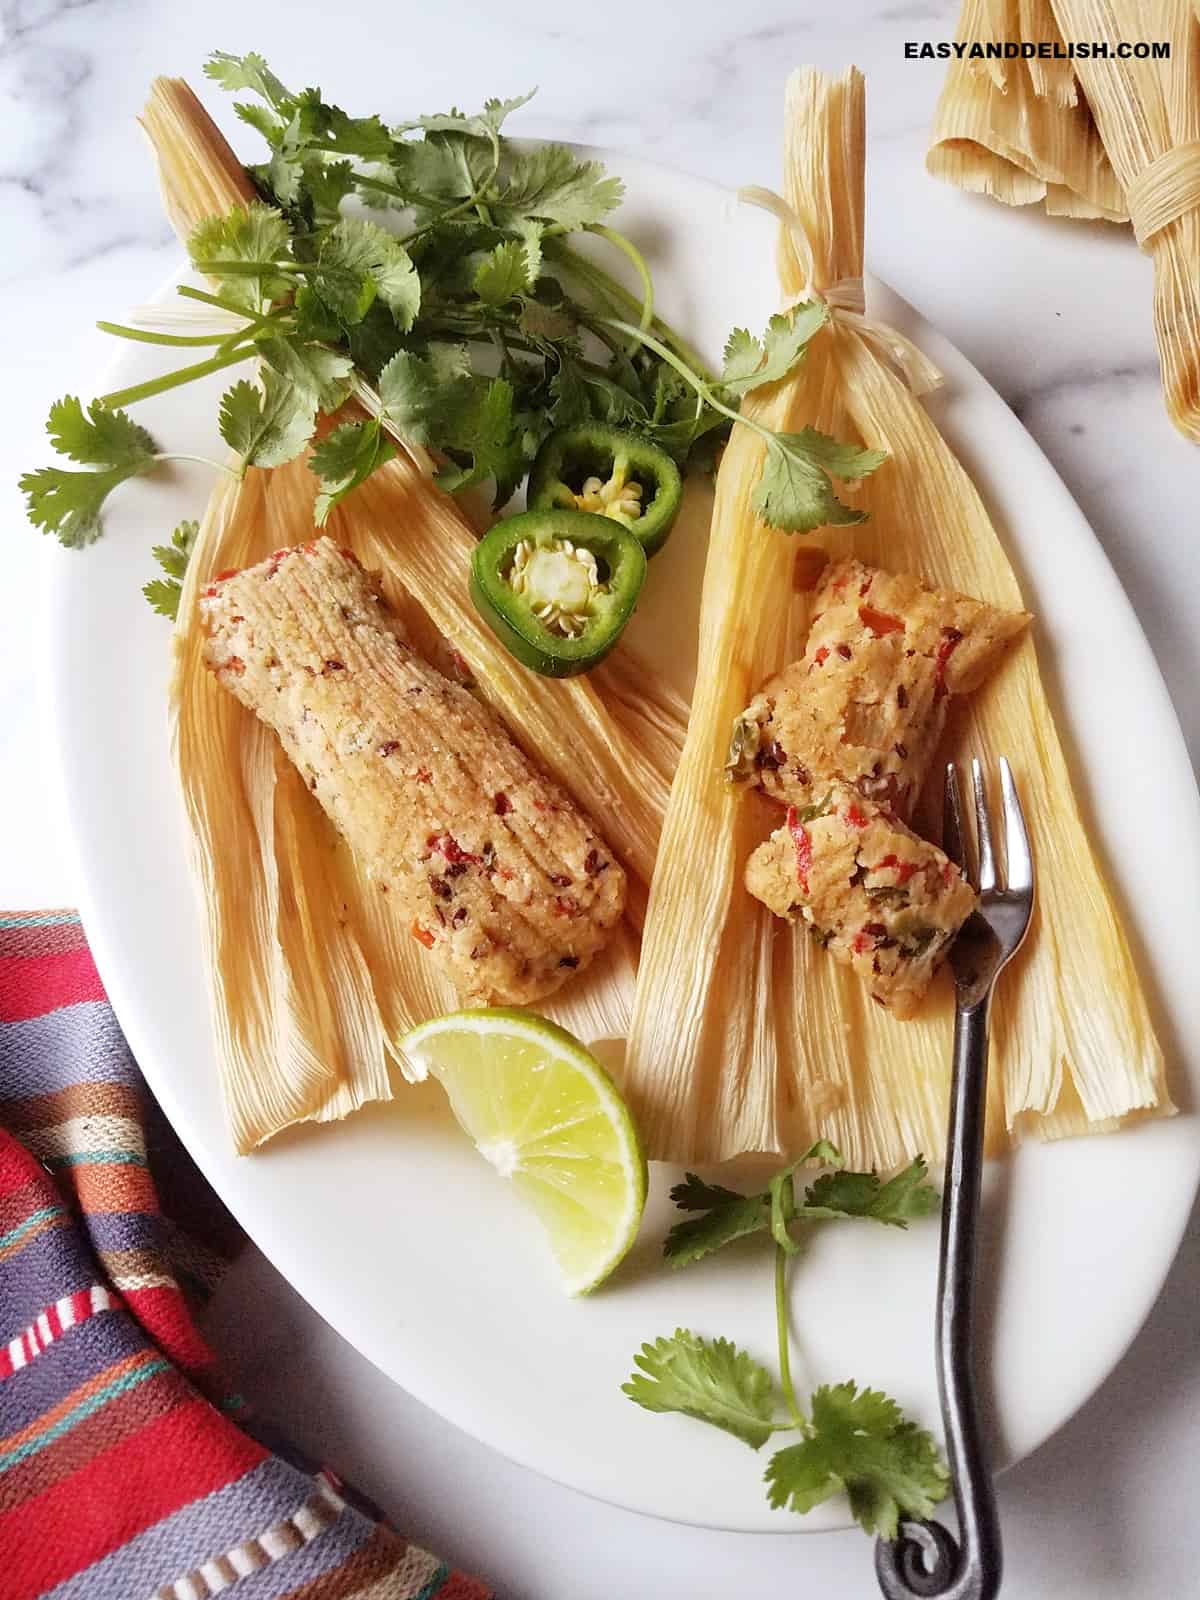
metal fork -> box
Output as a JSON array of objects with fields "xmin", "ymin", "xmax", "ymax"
[{"xmin": 875, "ymin": 758, "xmax": 1035, "ymax": 1600}]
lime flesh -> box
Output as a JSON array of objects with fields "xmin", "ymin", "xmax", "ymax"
[{"xmin": 400, "ymin": 1009, "xmax": 647, "ymax": 1295}]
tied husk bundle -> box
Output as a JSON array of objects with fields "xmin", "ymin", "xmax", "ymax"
[
  {"xmin": 622, "ymin": 66, "xmax": 1170, "ymax": 1167},
  {"xmin": 928, "ymin": 0, "xmax": 1128, "ymax": 221},
  {"xmin": 930, "ymin": 0, "xmax": 1200, "ymax": 442}
]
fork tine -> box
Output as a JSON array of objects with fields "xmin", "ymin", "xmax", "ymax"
[
  {"xmin": 943, "ymin": 763, "xmax": 970, "ymax": 882},
  {"xmin": 998, "ymin": 757, "xmax": 1033, "ymax": 894},
  {"xmin": 971, "ymin": 758, "xmax": 997, "ymax": 893}
]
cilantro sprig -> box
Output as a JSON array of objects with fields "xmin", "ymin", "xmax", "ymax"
[
  {"xmin": 143, "ymin": 520, "xmax": 200, "ymax": 619},
  {"xmin": 624, "ymin": 1143, "xmax": 949, "ymax": 1538},
  {"xmin": 20, "ymin": 49, "xmax": 888, "ymax": 617}
]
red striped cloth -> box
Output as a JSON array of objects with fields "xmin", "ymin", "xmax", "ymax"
[{"xmin": 0, "ymin": 910, "xmax": 491, "ymax": 1600}]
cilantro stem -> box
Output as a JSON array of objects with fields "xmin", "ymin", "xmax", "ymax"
[
  {"xmin": 96, "ymin": 321, "xmax": 230, "ymax": 348},
  {"xmin": 177, "ymin": 284, "xmax": 266, "ymax": 319},
  {"xmin": 216, "ymin": 309, "xmax": 291, "ymax": 351},
  {"xmin": 587, "ymin": 224, "xmax": 654, "ymax": 339},
  {"xmin": 556, "ymin": 244, "xmax": 713, "ymax": 380},
  {"xmin": 603, "ymin": 318, "xmax": 744, "ymax": 429},
  {"xmin": 194, "ymin": 258, "xmax": 297, "ymax": 276},
  {"xmin": 154, "ymin": 452, "xmax": 239, "ymax": 479},
  {"xmin": 398, "ymin": 185, "xmax": 491, "ymax": 246},
  {"xmin": 352, "ymin": 172, "xmax": 409, "ymax": 202},
  {"xmin": 775, "ymin": 1242, "xmax": 806, "ymax": 1431},
  {"xmin": 604, "ymin": 315, "xmax": 791, "ymax": 471},
  {"xmin": 99, "ymin": 345, "xmax": 259, "ymax": 409}
]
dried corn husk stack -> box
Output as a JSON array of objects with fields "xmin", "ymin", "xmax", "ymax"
[
  {"xmin": 144, "ymin": 78, "xmax": 685, "ymax": 1150},
  {"xmin": 622, "ymin": 65, "xmax": 1170, "ymax": 1167},
  {"xmin": 930, "ymin": 1, "xmax": 1200, "ymax": 441},
  {"xmin": 928, "ymin": 1, "xmax": 1127, "ymax": 219}
]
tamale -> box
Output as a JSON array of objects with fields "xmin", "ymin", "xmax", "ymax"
[
  {"xmin": 931, "ymin": 2, "xmax": 1200, "ymax": 440},
  {"xmin": 146, "ymin": 78, "xmax": 682, "ymax": 1147},
  {"xmin": 928, "ymin": 0, "xmax": 1128, "ymax": 221},
  {"xmin": 171, "ymin": 451, "xmax": 660, "ymax": 1150},
  {"xmin": 623, "ymin": 66, "xmax": 1170, "ymax": 1168},
  {"xmin": 1050, "ymin": 0, "xmax": 1200, "ymax": 438}
]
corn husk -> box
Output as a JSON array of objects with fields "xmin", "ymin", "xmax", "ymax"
[
  {"xmin": 930, "ymin": 2, "xmax": 1200, "ymax": 440},
  {"xmin": 1050, "ymin": 0, "xmax": 1200, "ymax": 437},
  {"xmin": 928, "ymin": 1, "xmax": 1128, "ymax": 220},
  {"xmin": 147, "ymin": 78, "xmax": 679, "ymax": 1148},
  {"xmin": 171, "ymin": 442, "xmax": 660, "ymax": 1150},
  {"xmin": 623, "ymin": 66, "xmax": 1170, "ymax": 1167}
]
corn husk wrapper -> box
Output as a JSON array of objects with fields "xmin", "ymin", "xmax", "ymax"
[
  {"xmin": 146, "ymin": 78, "xmax": 680, "ymax": 1149},
  {"xmin": 930, "ymin": 2, "xmax": 1200, "ymax": 440},
  {"xmin": 623, "ymin": 66, "xmax": 1170, "ymax": 1167},
  {"xmin": 928, "ymin": 1, "xmax": 1128, "ymax": 220},
  {"xmin": 1050, "ymin": 0, "xmax": 1200, "ymax": 437}
]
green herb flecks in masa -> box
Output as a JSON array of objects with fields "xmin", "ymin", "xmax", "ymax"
[{"xmin": 623, "ymin": 1142, "xmax": 949, "ymax": 1537}]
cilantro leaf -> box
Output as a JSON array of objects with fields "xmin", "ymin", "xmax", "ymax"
[
  {"xmin": 313, "ymin": 217, "xmax": 420, "ymax": 328},
  {"xmin": 378, "ymin": 346, "xmax": 471, "ymax": 446},
  {"xmin": 45, "ymin": 395, "xmax": 157, "ymax": 467},
  {"xmin": 143, "ymin": 579, "xmax": 183, "ymax": 619},
  {"xmin": 143, "ymin": 520, "xmax": 200, "ymax": 620},
  {"xmin": 494, "ymin": 144, "xmax": 624, "ymax": 232},
  {"xmin": 474, "ymin": 240, "xmax": 532, "ymax": 306},
  {"xmin": 721, "ymin": 303, "xmax": 829, "ymax": 397},
  {"xmin": 664, "ymin": 1141, "xmax": 847, "ymax": 1267},
  {"xmin": 800, "ymin": 1156, "xmax": 939, "ymax": 1227},
  {"xmin": 436, "ymin": 377, "xmax": 529, "ymax": 507},
  {"xmin": 218, "ymin": 371, "xmax": 317, "ymax": 470},
  {"xmin": 289, "ymin": 88, "xmax": 394, "ymax": 162},
  {"xmin": 623, "ymin": 1331, "xmax": 780, "ymax": 1449},
  {"xmin": 391, "ymin": 133, "xmax": 492, "ymax": 209},
  {"xmin": 20, "ymin": 398, "xmax": 158, "ymax": 548},
  {"xmin": 765, "ymin": 1382, "xmax": 949, "ymax": 1537},
  {"xmin": 670, "ymin": 1173, "xmax": 747, "ymax": 1211},
  {"xmin": 302, "ymin": 158, "xmax": 357, "ymax": 224},
  {"xmin": 188, "ymin": 204, "xmax": 293, "ymax": 314},
  {"xmin": 257, "ymin": 337, "xmax": 356, "ymax": 411},
  {"xmin": 518, "ymin": 220, "xmax": 545, "ymax": 286},
  {"xmin": 664, "ymin": 1195, "xmax": 772, "ymax": 1268},
  {"xmin": 309, "ymin": 417, "xmax": 395, "ymax": 523},
  {"xmin": 547, "ymin": 358, "xmax": 591, "ymax": 429},
  {"xmin": 20, "ymin": 465, "xmax": 145, "ymax": 549},
  {"xmin": 519, "ymin": 297, "xmax": 577, "ymax": 344},
  {"xmin": 203, "ymin": 50, "xmax": 289, "ymax": 109},
  {"xmin": 395, "ymin": 90, "xmax": 535, "ymax": 164},
  {"xmin": 664, "ymin": 1176, "xmax": 771, "ymax": 1269},
  {"xmin": 752, "ymin": 428, "xmax": 887, "ymax": 534},
  {"xmin": 233, "ymin": 100, "xmax": 288, "ymax": 150}
]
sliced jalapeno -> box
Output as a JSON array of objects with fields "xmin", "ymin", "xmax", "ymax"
[
  {"xmin": 469, "ymin": 508, "xmax": 647, "ymax": 678},
  {"xmin": 526, "ymin": 424, "xmax": 683, "ymax": 557}
]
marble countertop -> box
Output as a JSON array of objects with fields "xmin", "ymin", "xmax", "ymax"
[{"xmin": 3, "ymin": 2, "xmax": 1198, "ymax": 1595}]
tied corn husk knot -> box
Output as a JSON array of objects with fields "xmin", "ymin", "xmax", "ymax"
[
  {"xmin": 738, "ymin": 184, "xmax": 944, "ymax": 398},
  {"xmin": 1128, "ymin": 139, "xmax": 1200, "ymax": 247}
]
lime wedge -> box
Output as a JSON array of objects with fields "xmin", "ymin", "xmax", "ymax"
[{"xmin": 400, "ymin": 1009, "xmax": 647, "ymax": 1295}]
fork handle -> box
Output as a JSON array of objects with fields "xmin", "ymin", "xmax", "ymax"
[{"xmin": 875, "ymin": 996, "xmax": 1003, "ymax": 1600}]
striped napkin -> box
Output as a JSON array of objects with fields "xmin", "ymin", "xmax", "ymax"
[{"xmin": 0, "ymin": 909, "xmax": 490, "ymax": 1600}]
